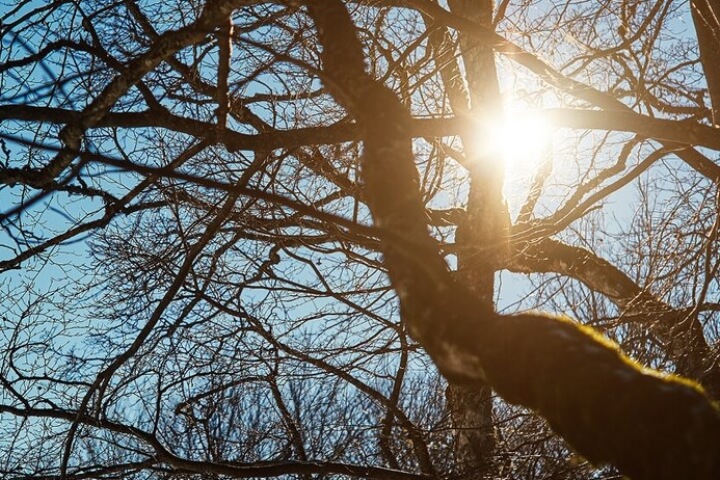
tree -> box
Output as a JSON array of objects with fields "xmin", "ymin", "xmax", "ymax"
[{"xmin": 1, "ymin": 0, "xmax": 719, "ymax": 479}]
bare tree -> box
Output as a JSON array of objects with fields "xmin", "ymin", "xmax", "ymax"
[{"xmin": 1, "ymin": 1, "xmax": 720, "ymax": 479}]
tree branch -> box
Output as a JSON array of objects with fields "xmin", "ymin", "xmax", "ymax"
[{"xmin": 306, "ymin": 2, "xmax": 720, "ymax": 479}]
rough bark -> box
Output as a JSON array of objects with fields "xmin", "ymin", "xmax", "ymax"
[
  {"xmin": 428, "ymin": 1, "xmax": 505, "ymax": 477},
  {"xmin": 305, "ymin": 2, "xmax": 720, "ymax": 479},
  {"xmin": 507, "ymin": 235, "xmax": 720, "ymax": 399}
]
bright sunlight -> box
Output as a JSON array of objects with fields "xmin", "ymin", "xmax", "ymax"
[{"xmin": 485, "ymin": 104, "xmax": 553, "ymax": 172}]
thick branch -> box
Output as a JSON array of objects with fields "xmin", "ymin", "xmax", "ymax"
[
  {"xmin": 428, "ymin": 2, "xmax": 502, "ymax": 475},
  {"xmin": 545, "ymin": 108, "xmax": 720, "ymax": 152},
  {"xmin": 304, "ymin": 1, "xmax": 457, "ymax": 348},
  {"xmin": 0, "ymin": 105, "xmax": 462, "ymax": 158},
  {"xmin": 306, "ymin": 2, "xmax": 720, "ymax": 479},
  {"xmin": 507, "ymin": 236, "xmax": 720, "ymax": 397}
]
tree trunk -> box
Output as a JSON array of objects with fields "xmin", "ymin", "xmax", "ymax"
[{"xmin": 445, "ymin": 1, "xmax": 507, "ymax": 477}]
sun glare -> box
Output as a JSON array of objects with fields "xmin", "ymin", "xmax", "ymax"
[{"xmin": 486, "ymin": 107, "xmax": 553, "ymax": 172}]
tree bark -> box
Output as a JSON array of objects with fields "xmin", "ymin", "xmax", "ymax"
[
  {"xmin": 507, "ymin": 236, "xmax": 720, "ymax": 398},
  {"xmin": 437, "ymin": 1, "xmax": 506, "ymax": 477},
  {"xmin": 305, "ymin": 2, "xmax": 720, "ymax": 479}
]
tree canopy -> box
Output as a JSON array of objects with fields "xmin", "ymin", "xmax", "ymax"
[{"xmin": 1, "ymin": 1, "xmax": 720, "ymax": 479}]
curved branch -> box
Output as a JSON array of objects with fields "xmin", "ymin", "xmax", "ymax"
[
  {"xmin": 306, "ymin": 2, "xmax": 720, "ymax": 479},
  {"xmin": 507, "ymin": 235, "xmax": 720, "ymax": 396}
]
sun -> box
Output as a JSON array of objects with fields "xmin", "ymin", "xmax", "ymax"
[
  {"xmin": 465, "ymin": 100, "xmax": 557, "ymax": 204},
  {"xmin": 486, "ymin": 105, "xmax": 553, "ymax": 172}
]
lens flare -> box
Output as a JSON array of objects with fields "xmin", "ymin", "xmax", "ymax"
[{"xmin": 487, "ymin": 108, "xmax": 552, "ymax": 171}]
